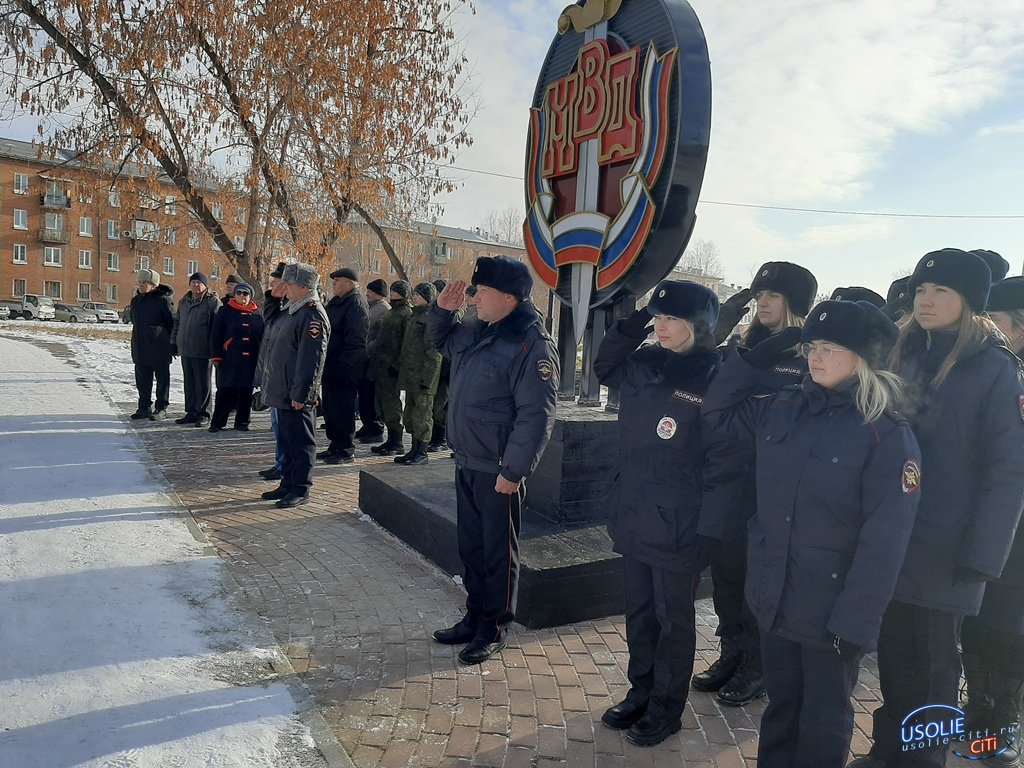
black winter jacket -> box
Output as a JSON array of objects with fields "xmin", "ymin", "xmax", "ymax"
[
  {"xmin": 594, "ymin": 325, "xmax": 745, "ymax": 572},
  {"xmin": 324, "ymin": 289, "xmax": 368, "ymax": 382},
  {"xmin": 210, "ymin": 299, "xmax": 265, "ymax": 388},
  {"xmin": 703, "ymin": 356, "xmax": 922, "ymax": 650},
  {"xmin": 261, "ymin": 296, "xmax": 330, "ymax": 409},
  {"xmin": 130, "ymin": 285, "xmax": 175, "ymax": 367},
  {"xmin": 428, "ymin": 301, "xmax": 558, "ymax": 482}
]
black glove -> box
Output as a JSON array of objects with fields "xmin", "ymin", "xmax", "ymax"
[
  {"xmin": 743, "ymin": 327, "xmax": 802, "ymax": 369},
  {"xmin": 833, "ymin": 635, "xmax": 863, "ymax": 663},
  {"xmin": 692, "ymin": 535, "xmax": 722, "ymax": 572},
  {"xmin": 169, "ymin": 343, "xmax": 179, "ymax": 358},
  {"xmin": 713, "ymin": 289, "xmax": 754, "ymax": 345},
  {"xmin": 953, "ymin": 564, "xmax": 994, "ymax": 585},
  {"xmin": 620, "ymin": 307, "xmax": 654, "ymax": 340}
]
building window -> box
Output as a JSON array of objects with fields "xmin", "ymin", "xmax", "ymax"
[
  {"xmin": 13, "ymin": 244, "xmax": 27, "ymax": 264},
  {"xmin": 44, "ymin": 212, "xmax": 64, "ymax": 231},
  {"xmin": 211, "ymin": 203, "xmax": 223, "ymax": 221},
  {"xmin": 135, "ymin": 255, "xmax": 150, "ymax": 273},
  {"xmin": 233, "ymin": 235, "xmax": 244, "ymax": 253},
  {"xmin": 79, "ymin": 216, "xmax": 93, "ymax": 236},
  {"xmin": 211, "ymin": 263, "xmax": 221, "ymax": 279},
  {"xmin": 106, "ymin": 252, "xmax": 119, "ymax": 271},
  {"xmin": 188, "ymin": 229, "xmax": 199, "ymax": 249},
  {"xmin": 13, "ymin": 209, "xmax": 28, "ymax": 230},
  {"xmin": 43, "ymin": 280, "xmax": 62, "ymax": 298},
  {"xmin": 77, "ymin": 282, "xmax": 91, "ymax": 301},
  {"xmin": 14, "ymin": 172, "xmax": 29, "ymax": 195},
  {"xmin": 371, "ymin": 258, "xmax": 381, "ymax": 273},
  {"xmin": 106, "ymin": 284, "xmax": 118, "ymax": 303},
  {"xmin": 388, "ymin": 260, "xmax": 396, "ymax": 276},
  {"xmin": 78, "ymin": 249, "xmax": 92, "ymax": 269},
  {"xmin": 187, "ymin": 259, "xmax": 198, "ymax": 275},
  {"xmin": 13, "ymin": 278, "xmax": 26, "ymax": 297},
  {"xmin": 107, "ymin": 220, "xmax": 120, "ymax": 239},
  {"xmin": 163, "ymin": 257, "xmax": 174, "ymax": 275},
  {"xmin": 164, "ymin": 227, "xmax": 176, "ymax": 245},
  {"xmin": 164, "ymin": 196, "xmax": 177, "ymax": 215},
  {"xmin": 44, "ymin": 247, "xmax": 62, "ymax": 266},
  {"xmin": 107, "ymin": 188, "xmax": 120, "ymax": 208}
]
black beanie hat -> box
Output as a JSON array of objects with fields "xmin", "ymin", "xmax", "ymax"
[
  {"xmin": 970, "ymin": 249, "xmax": 1010, "ymax": 284},
  {"xmin": 330, "ymin": 267, "xmax": 360, "ymax": 281},
  {"xmin": 366, "ymin": 278, "xmax": 388, "ymax": 297},
  {"xmin": 908, "ymin": 249, "xmax": 992, "ymax": 313},
  {"xmin": 830, "ymin": 286, "xmax": 886, "ymax": 309},
  {"xmin": 802, "ymin": 300, "xmax": 899, "ymax": 369},
  {"xmin": 472, "ymin": 255, "xmax": 534, "ymax": 301},
  {"xmin": 987, "ymin": 277, "xmax": 1024, "ymax": 312},
  {"xmin": 270, "ymin": 261, "xmax": 287, "ymax": 278},
  {"xmin": 750, "ymin": 262, "xmax": 818, "ymax": 316},
  {"xmin": 390, "ymin": 280, "xmax": 412, "ymax": 299},
  {"xmin": 883, "ymin": 276, "xmax": 911, "ymax": 321},
  {"xmin": 189, "ymin": 271, "xmax": 209, "ymax": 287},
  {"xmin": 432, "ymin": 278, "xmax": 447, "ymax": 293},
  {"xmin": 414, "ymin": 281, "xmax": 438, "ymax": 304},
  {"xmin": 646, "ymin": 279, "xmax": 720, "ymax": 329}
]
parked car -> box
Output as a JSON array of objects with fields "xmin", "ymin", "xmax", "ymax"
[
  {"xmin": 121, "ymin": 304, "xmax": 132, "ymax": 324},
  {"xmin": 80, "ymin": 301, "xmax": 121, "ymax": 323},
  {"xmin": 0, "ymin": 295, "xmax": 56, "ymax": 320},
  {"xmin": 0, "ymin": 304, "xmax": 10, "ymax": 320},
  {"xmin": 54, "ymin": 303, "xmax": 98, "ymax": 323}
]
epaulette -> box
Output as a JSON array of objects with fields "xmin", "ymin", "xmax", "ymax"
[{"xmin": 886, "ymin": 408, "xmax": 911, "ymax": 427}]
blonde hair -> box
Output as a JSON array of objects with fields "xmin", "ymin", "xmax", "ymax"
[
  {"xmin": 657, "ymin": 317, "xmax": 696, "ymax": 353},
  {"xmin": 853, "ymin": 357, "xmax": 904, "ymax": 424},
  {"xmin": 889, "ymin": 306, "xmax": 1001, "ymax": 388},
  {"xmin": 739, "ymin": 298, "xmax": 805, "ymax": 346},
  {"xmin": 992, "ymin": 308, "xmax": 1024, "ymax": 350}
]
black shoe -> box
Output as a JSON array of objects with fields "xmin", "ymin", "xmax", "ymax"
[
  {"xmin": 175, "ymin": 415, "xmax": 197, "ymax": 425},
  {"xmin": 427, "ymin": 439, "xmax": 448, "ymax": 452},
  {"xmin": 276, "ymin": 493, "xmax": 309, "ymax": 509},
  {"xmin": 324, "ymin": 453, "xmax": 354, "ymax": 465},
  {"xmin": 208, "ymin": 425, "xmax": 222, "ymax": 433},
  {"xmin": 371, "ymin": 428, "xmax": 404, "ymax": 455},
  {"xmin": 259, "ymin": 468, "xmax": 283, "ymax": 481},
  {"xmin": 601, "ymin": 698, "xmax": 648, "ymax": 730},
  {"xmin": 394, "ymin": 448, "xmax": 415, "ymax": 464},
  {"xmin": 233, "ymin": 424, "xmax": 249, "ymax": 431},
  {"xmin": 692, "ymin": 639, "xmax": 743, "ymax": 692},
  {"xmin": 130, "ymin": 410, "xmax": 151, "ymax": 420},
  {"xmin": 458, "ymin": 637, "xmax": 507, "ymax": 665},
  {"xmin": 194, "ymin": 418, "xmax": 209, "ymax": 428},
  {"xmin": 433, "ymin": 619, "xmax": 477, "ymax": 645},
  {"xmin": 625, "ymin": 713, "xmax": 682, "ymax": 747},
  {"xmin": 150, "ymin": 409, "xmax": 167, "ymax": 421},
  {"xmin": 316, "ymin": 448, "xmax": 336, "ymax": 460},
  {"xmin": 716, "ymin": 658, "xmax": 766, "ymax": 706},
  {"xmin": 405, "ymin": 440, "xmax": 429, "ymax": 465},
  {"xmin": 261, "ymin": 486, "xmax": 289, "ymax": 500}
]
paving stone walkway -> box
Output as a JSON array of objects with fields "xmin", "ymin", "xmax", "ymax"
[{"xmin": 126, "ymin": 406, "xmax": 891, "ymax": 767}]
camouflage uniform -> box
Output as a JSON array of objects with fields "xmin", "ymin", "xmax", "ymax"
[
  {"xmin": 397, "ymin": 303, "xmax": 442, "ymax": 443},
  {"xmin": 368, "ymin": 298, "xmax": 412, "ymax": 431}
]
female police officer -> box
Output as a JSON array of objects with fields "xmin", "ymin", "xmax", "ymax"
[
  {"xmin": 703, "ymin": 300, "xmax": 921, "ymax": 767},
  {"xmin": 697, "ymin": 261, "xmax": 818, "ymax": 707},
  {"xmin": 852, "ymin": 250, "xmax": 1024, "ymax": 768},
  {"xmin": 593, "ymin": 280, "xmax": 743, "ymax": 747}
]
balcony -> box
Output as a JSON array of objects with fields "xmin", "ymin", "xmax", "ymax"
[
  {"xmin": 40, "ymin": 192, "xmax": 72, "ymax": 209},
  {"xmin": 128, "ymin": 234, "xmax": 160, "ymax": 252},
  {"xmin": 37, "ymin": 227, "xmax": 71, "ymax": 244}
]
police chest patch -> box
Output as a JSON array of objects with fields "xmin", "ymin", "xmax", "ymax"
[
  {"xmin": 673, "ymin": 390, "xmax": 703, "ymax": 406},
  {"xmin": 537, "ymin": 359, "xmax": 554, "ymax": 381},
  {"xmin": 656, "ymin": 416, "xmax": 677, "ymax": 440},
  {"xmin": 773, "ymin": 365, "xmax": 804, "ymax": 377},
  {"xmin": 308, "ymin": 321, "xmax": 323, "ymax": 339},
  {"xmin": 902, "ymin": 459, "xmax": 921, "ymax": 494}
]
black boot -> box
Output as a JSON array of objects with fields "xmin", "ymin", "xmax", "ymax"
[
  {"xmin": 406, "ymin": 439, "xmax": 429, "ymax": 465},
  {"xmin": 692, "ymin": 637, "xmax": 743, "ymax": 692},
  {"xmin": 987, "ymin": 674, "xmax": 1023, "ymax": 764},
  {"xmin": 371, "ymin": 427, "xmax": 403, "ymax": 455},
  {"xmin": 428, "ymin": 426, "xmax": 448, "ymax": 452},
  {"xmin": 716, "ymin": 652, "xmax": 766, "ymax": 706}
]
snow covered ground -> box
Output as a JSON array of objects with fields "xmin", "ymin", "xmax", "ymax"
[{"xmin": 0, "ymin": 330, "xmax": 333, "ymax": 767}]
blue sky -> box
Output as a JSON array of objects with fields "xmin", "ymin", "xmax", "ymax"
[{"xmin": 437, "ymin": 0, "xmax": 1024, "ymax": 295}]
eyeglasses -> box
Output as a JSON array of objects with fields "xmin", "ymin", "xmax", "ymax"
[
  {"xmin": 235, "ymin": 290, "xmax": 251, "ymax": 296},
  {"xmin": 799, "ymin": 343, "xmax": 848, "ymax": 360}
]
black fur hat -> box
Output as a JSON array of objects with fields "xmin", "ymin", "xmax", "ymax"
[
  {"xmin": 987, "ymin": 277, "xmax": 1024, "ymax": 312},
  {"xmin": 750, "ymin": 262, "xmax": 818, "ymax": 316},
  {"xmin": 646, "ymin": 279, "xmax": 719, "ymax": 328},
  {"xmin": 390, "ymin": 280, "xmax": 412, "ymax": 299},
  {"xmin": 883, "ymin": 276, "xmax": 911, "ymax": 321},
  {"xmin": 830, "ymin": 286, "xmax": 885, "ymax": 308},
  {"xmin": 366, "ymin": 278, "xmax": 388, "ymax": 297},
  {"xmin": 802, "ymin": 300, "xmax": 899, "ymax": 369},
  {"xmin": 472, "ymin": 255, "xmax": 533, "ymax": 301},
  {"xmin": 909, "ymin": 249, "xmax": 992, "ymax": 313},
  {"xmin": 970, "ymin": 249, "xmax": 1010, "ymax": 283}
]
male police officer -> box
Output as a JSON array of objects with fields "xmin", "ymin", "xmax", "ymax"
[
  {"xmin": 260, "ymin": 263, "xmax": 330, "ymax": 508},
  {"xmin": 429, "ymin": 256, "xmax": 558, "ymax": 664}
]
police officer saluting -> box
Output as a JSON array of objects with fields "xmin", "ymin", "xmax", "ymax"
[
  {"xmin": 428, "ymin": 256, "xmax": 558, "ymax": 664},
  {"xmin": 259, "ymin": 263, "xmax": 330, "ymax": 509}
]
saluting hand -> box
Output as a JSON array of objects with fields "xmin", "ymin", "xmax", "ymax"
[
  {"xmin": 495, "ymin": 475, "xmax": 521, "ymax": 495},
  {"xmin": 438, "ymin": 279, "xmax": 468, "ymax": 312}
]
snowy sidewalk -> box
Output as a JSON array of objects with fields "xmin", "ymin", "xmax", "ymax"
[{"xmin": 0, "ymin": 335, "xmax": 340, "ymax": 767}]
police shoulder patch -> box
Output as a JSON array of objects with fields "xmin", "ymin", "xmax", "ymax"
[
  {"xmin": 902, "ymin": 459, "xmax": 921, "ymax": 494},
  {"xmin": 537, "ymin": 359, "xmax": 554, "ymax": 382},
  {"xmin": 308, "ymin": 320, "xmax": 323, "ymax": 339},
  {"xmin": 1019, "ymin": 394, "xmax": 1024, "ymax": 424}
]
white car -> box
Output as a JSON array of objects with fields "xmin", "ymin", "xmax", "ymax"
[{"xmin": 81, "ymin": 302, "xmax": 121, "ymax": 323}]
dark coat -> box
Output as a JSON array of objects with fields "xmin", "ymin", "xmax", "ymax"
[
  {"xmin": 367, "ymin": 300, "xmax": 411, "ymax": 380},
  {"xmin": 892, "ymin": 329, "xmax": 1024, "ymax": 615},
  {"xmin": 428, "ymin": 300, "xmax": 558, "ymax": 482},
  {"xmin": 977, "ymin": 528, "xmax": 1024, "ymax": 634},
  {"xmin": 324, "ymin": 289, "xmax": 369, "ymax": 382},
  {"xmin": 261, "ymin": 296, "xmax": 330, "ymax": 409},
  {"xmin": 594, "ymin": 325, "xmax": 745, "ymax": 572},
  {"xmin": 398, "ymin": 305, "xmax": 442, "ymax": 395},
  {"xmin": 366, "ymin": 298, "xmax": 390, "ymax": 353},
  {"xmin": 210, "ymin": 299, "xmax": 265, "ymax": 388},
  {"xmin": 130, "ymin": 285, "xmax": 175, "ymax": 367},
  {"xmin": 171, "ymin": 290, "xmax": 221, "ymax": 358},
  {"xmin": 703, "ymin": 355, "xmax": 922, "ymax": 650}
]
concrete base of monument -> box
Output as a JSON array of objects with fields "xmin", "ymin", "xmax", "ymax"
[{"xmin": 358, "ymin": 461, "xmax": 712, "ymax": 629}]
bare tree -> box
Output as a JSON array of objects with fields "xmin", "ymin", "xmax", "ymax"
[
  {"xmin": 678, "ymin": 238, "xmax": 723, "ymax": 277},
  {"xmin": 480, "ymin": 204, "xmax": 525, "ymax": 246}
]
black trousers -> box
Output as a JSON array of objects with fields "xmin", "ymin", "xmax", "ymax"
[
  {"xmin": 621, "ymin": 556, "xmax": 698, "ymax": 721},
  {"xmin": 181, "ymin": 356, "xmax": 212, "ymax": 418},
  {"xmin": 869, "ymin": 600, "xmax": 963, "ymax": 766},
  {"xmin": 962, "ymin": 616, "xmax": 1024, "ymax": 675},
  {"xmin": 277, "ymin": 406, "xmax": 316, "ymax": 496},
  {"xmin": 357, "ymin": 377, "xmax": 382, "ymax": 432},
  {"xmin": 321, "ymin": 376, "xmax": 358, "ymax": 456},
  {"xmin": 455, "ymin": 467, "xmax": 522, "ymax": 641},
  {"xmin": 757, "ymin": 631, "xmax": 862, "ymax": 768},
  {"xmin": 710, "ymin": 535, "xmax": 760, "ymax": 654},
  {"xmin": 134, "ymin": 362, "xmax": 170, "ymax": 412},
  {"xmin": 211, "ymin": 386, "xmax": 253, "ymax": 429}
]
